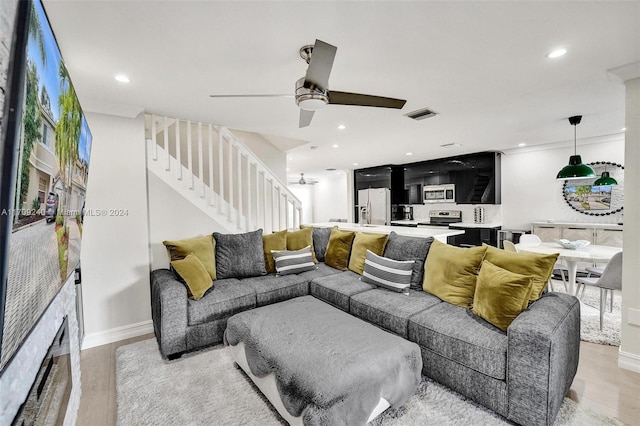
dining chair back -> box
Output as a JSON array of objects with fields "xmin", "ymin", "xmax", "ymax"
[
  {"xmin": 576, "ymin": 251, "xmax": 622, "ymax": 330},
  {"xmin": 519, "ymin": 234, "xmax": 542, "ymax": 247},
  {"xmin": 502, "ymin": 240, "xmax": 518, "ymax": 252}
]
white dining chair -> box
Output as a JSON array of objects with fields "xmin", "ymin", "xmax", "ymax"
[
  {"xmin": 514, "ymin": 235, "xmax": 568, "ymax": 293},
  {"xmin": 575, "ymin": 251, "xmax": 622, "ymax": 330},
  {"xmin": 502, "ymin": 240, "xmax": 518, "ymax": 252}
]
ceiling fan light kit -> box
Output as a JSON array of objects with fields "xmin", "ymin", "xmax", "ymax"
[
  {"xmin": 556, "ymin": 115, "xmax": 596, "ymax": 180},
  {"xmin": 210, "ymin": 39, "xmax": 407, "ymax": 128}
]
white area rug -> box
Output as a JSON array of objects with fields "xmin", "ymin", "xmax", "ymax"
[
  {"xmin": 116, "ymin": 339, "xmax": 622, "ymax": 426},
  {"xmin": 550, "ymin": 279, "xmax": 620, "ymax": 346}
]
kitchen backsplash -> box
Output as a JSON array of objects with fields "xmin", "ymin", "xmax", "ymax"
[{"xmin": 411, "ymin": 203, "xmax": 502, "ymax": 224}]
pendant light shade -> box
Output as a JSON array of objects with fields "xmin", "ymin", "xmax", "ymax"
[
  {"xmin": 556, "ymin": 115, "xmax": 595, "ymax": 180},
  {"xmin": 594, "ymin": 171, "xmax": 618, "ymax": 186}
]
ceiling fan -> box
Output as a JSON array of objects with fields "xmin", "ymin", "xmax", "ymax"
[
  {"xmin": 210, "ymin": 39, "xmax": 407, "ymax": 128},
  {"xmin": 288, "ymin": 173, "xmax": 318, "ymax": 185}
]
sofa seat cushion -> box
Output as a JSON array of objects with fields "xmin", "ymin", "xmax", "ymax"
[
  {"xmin": 310, "ymin": 271, "xmax": 375, "ymax": 311},
  {"xmin": 350, "ymin": 289, "xmax": 441, "ymax": 338},
  {"xmin": 408, "ymin": 302, "xmax": 508, "ymax": 380},
  {"xmin": 240, "ymin": 274, "xmax": 309, "ymax": 306},
  {"xmin": 187, "ymin": 278, "xmax": 255, "ymax": 326},
  {"xmin": 297, "ymin": 262, "xmax": 342, "ymax": 282}
]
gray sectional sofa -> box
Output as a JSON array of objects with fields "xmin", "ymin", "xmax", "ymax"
[{"xmin": 150, "ymin": 232, "xmax": 580, "ymax": 426}]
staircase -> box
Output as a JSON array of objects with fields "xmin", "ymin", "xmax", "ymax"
[{"xmin": 145, "ymin": 114, "xmax": 302, "ymax": 234}]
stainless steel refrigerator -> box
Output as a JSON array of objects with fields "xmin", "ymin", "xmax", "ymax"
[{"xmin": 358, "ymin": 188, "xmax": 391, "ymax": 225}]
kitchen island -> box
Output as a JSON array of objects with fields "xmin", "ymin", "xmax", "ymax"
[{"xmin": 309, "ymin": 222, "xmax": 464, "ymax": 243}]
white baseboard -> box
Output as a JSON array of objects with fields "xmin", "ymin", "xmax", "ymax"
[
  {"xmin": 618, "ymin": 348, "xmax": 640, "ymax": 373},
  {"xmin": 81, "ymin": 320, "xmax": 154, "ymax": 350}
]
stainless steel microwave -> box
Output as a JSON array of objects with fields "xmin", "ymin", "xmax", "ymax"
[{"xmin": 423, "ymin": 184, "xmax": 455, "ymax": 203}]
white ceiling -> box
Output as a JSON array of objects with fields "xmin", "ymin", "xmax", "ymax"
[{"xmin": 43, "ymin": 1, "xmax": 639, "ymax": 180}]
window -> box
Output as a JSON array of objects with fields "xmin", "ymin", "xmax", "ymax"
[{"xmin": 38, "ymin": 177, "xmax": 47, "ymax": 204}]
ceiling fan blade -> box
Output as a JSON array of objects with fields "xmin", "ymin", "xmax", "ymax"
[
  {"xmin": 328, "ymin": 91, "xmax": 406, "ymax": 109},
  {"xmin": 304, "ymin": 39, "xmax": 337, "ymax": 90},
  {"xmin": 299, "ymin": 109, "xmax": 315, "ymax": 128},
  {"xmin": 209, "ymin": 94, "xmax": 293, "ymax": 98}
]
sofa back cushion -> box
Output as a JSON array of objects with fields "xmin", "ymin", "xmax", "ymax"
[
  {"xmin": 170, "ymin": 253, "xmax": 213, "ymax": 300},
  {"xmin": 214, "ymin": 229, "xmax": 267, "ymax": 279},
  {"xmin": 383, "ymin": 232, "xmax": 433, "ymax": 290},
  {"xmin": 163, "ymin": 235, "xmax": 216, "ymax": 280},
  {"xmin": 287, "ymin": 227, "xmax": 317, "ymax": 263},
  {"xmin": 484, "ymin": 245, "xmax": 558, "ymax": 302},
  {"xmin": 301, "ymin": 225, "xmax": 335, "ymax": 262},
  {"xmin": 472, "ymin": 260, "xmax": 534, "ymax": 331},
  {"xmin": 272, "ymin": 246, "xmax": 317, "ymax": 276},
  {"xmin": 361, "ymin": 250, "xmax": 414, "ymax": 294},
  {"xmin": 422, "ymin": 240, "xmax": 487, "ymax": 308},
  {"xmin": 324, "ymin": 228, "xmax": 356, "ymax": 271},
  {"xmin": 263, "ymin": 229, "xmax": 288, "ymax": 274},
  {"xmin": 348, "ymin": 232, "xmax": 389, "ymax": 275}
]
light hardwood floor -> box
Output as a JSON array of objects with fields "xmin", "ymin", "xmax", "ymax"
[{"xmin": 76, "ymin": 335, "xmax": 639, "ymax": 426}]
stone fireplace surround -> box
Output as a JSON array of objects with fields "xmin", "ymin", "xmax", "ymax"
[{"xmin": 0, "ymin": 276, "xmax": 81, "ymax": 424}]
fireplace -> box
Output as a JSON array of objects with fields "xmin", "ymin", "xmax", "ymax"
[{"xmin": 12, "ymin": 316, "xmax": 71, "ymax": 426}]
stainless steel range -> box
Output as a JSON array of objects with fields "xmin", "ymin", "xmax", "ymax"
[{"xmin": 419, "ymin": 210, "xmax": 462, "ymax": 227}]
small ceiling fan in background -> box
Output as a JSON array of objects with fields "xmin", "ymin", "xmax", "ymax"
[
  {"xmin": 288, "ymin": 173, "xmax": 318, "ymax": 186},
  {"xmin": 210, "ymin": 39, "xmax": 407, "ymax": 128}
]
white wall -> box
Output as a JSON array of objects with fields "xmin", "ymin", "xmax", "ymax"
[
  {"xmin": 147, "ymin": 171, "xmax": 230, "ymax": 270},
  {"xmin": 231, "ymin": 129, "xmax": 287, "ymax": 184},
  {"xmin": 312, "ymin": 172, "xmax": 350, "ymax": 222},
  {"xmin": 80, "ymin": 113, "xmax": 151, "ymax": 347},
  {"xmin": 620, "ymin": 75, "xmax": 640, "ymax": 370},
  {"xmin": 501, "ymin": 136, "xmax": 625, "ymax": 229},
  {"xmin": 289, "ymin": 184, "xmax": 314, "ymax": 225}
]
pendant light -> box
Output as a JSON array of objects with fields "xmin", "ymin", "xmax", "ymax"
[
  {"xmin": 556, "ymin": 115, "xmax": 596, "ymax": 180},
  {"xmin": 593, "ymin": 165, "xmax": 618, "ymax": 186}
]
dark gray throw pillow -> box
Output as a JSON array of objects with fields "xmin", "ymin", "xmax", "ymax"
[
  {"xmin": 383, "ymin": 232, "xmax": 433, "ymax": 290},
  {"xmin": 213, "ymin": 229, "xmax": 266, "ymax": 279},
  {"xmin": 311, "ymin": 226, "xmax": 333, "ymax": 262}
]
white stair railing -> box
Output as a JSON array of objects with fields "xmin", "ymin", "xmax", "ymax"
[{"xmin": 145, "ymin": 114, "xmax": 302, "ymax": 233}]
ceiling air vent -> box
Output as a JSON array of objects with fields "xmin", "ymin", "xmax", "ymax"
[{"xmin": 405, "ymin": 107, "xmax": 438, "ymax": 120}]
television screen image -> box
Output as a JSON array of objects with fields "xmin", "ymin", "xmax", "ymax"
[
  {"xmin": 0, "ymin": 0, "xmax": 92, "ymax": 371},
  {"xmin": 563, "ymin": 184, "xmax": 612, "ymax": 211}
]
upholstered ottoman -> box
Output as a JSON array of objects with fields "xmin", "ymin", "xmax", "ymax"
[{"xmin": 224, "ymin": 296, "xmax": 422, "ymax": 425}]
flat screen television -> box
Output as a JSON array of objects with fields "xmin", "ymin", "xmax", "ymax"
[{"xmin": 0, "ymin": 0, "xmax": 92, "ymax": 372}]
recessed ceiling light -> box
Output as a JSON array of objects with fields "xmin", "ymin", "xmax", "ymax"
[
  {"xmin": 353, "ymin": 162, "xmax": 359, "ymax": 166},
  {"xmin": 621, "ymin": 127, "xmax": 627, "ymax": 131},
  {"xmin": 547, "ymin": 48, "xmax": 567, "ymax": 59},
  {"xmin": 337, "ymin": 124, "xmax": 346, "ymax": 130},
  {"xmin": 332, "ymin": 144, "xmax": 339, "ymax": 148},
  {"xmin": 518, "ymin": 142, "xmax": 527, "ymax": 147},
  {"xmin": 286, "ymin": 168, "xmax": 290, "ymax": 171},
  {"xmin": 405, "ymin": 152, "xmax": 413, "ymax": 156},
  {"xmin": 114, "ymin": 74, "xmax": 130, "ymax": 83},
  {"xmin": 288, "ymin": 156, "xmax": 293, "ymax": 160}
]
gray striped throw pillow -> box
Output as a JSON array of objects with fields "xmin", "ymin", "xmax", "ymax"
[
  {"xmin": 361, "ymin": 250, "xmax": 414, "ymax": 293},
  {"xmin": 271, "ymin": 246, "xmax": 317, "ymax": 276}
]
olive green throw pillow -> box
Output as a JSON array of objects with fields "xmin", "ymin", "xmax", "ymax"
[
  {"xmin": 324, "ymin": 228, "xmax": 356, "ymax": 271},
  {"xmin": 170, "ymin": 253, "xmax": 213, "ymax": 300},
  {"xmin": 348, "ymin": 232, "xmax": 388, "ymax": 275},
  {"xmin": 484, "ymin": 245, "xmax": 558, "ymax": 302},
  {"xmin": 287, "ymin": 227, "xmax": 317, "ymax": 263},
  {"xmin": 472, "ymin": 260, "xmax": 534, "ymax": 331},
  {"xmin": 163, "ymin": 235, "xmax": 216, "ymax": 280},
  {"xmin": 263, "ymin": 229, "xmax": 288, "ymax": 274},
  {"xmin": 422, "ymin": 240, "xmax": 487, "ymax": 308}
]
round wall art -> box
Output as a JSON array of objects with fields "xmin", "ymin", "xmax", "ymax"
[{"xmin": 562, "ymin": 161, "xmax": 624, "ymax": 216}]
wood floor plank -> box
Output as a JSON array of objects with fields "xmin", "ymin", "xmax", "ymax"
[{"xmin": 77, "ymin": 345, "xmax": 111, "ymax": 426}]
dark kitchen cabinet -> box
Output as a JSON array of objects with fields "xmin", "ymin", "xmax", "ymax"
[
  {"xmin": 450, "ymin": 152, "xmax": 501, "ymax": 204},
  {"xmin": 449, "ymin": 225, "xmax": 501, "ymax": 247}
]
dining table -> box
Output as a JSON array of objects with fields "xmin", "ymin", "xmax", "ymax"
[{"xmin": 515, "ymin": 242, "xmax": 622, "ymax": 295}]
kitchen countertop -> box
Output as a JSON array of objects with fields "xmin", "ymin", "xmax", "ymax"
[
  {"xmin": 531, "ymin": 221, "xmax": 623, "ymax": 230},
  {"xmin": 310, "ymin": 222, "xmax": 464, "ymax": 242},
  {"xmin": 449, "ymin": 222, "xmax": 502, "ymax": 229}
]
